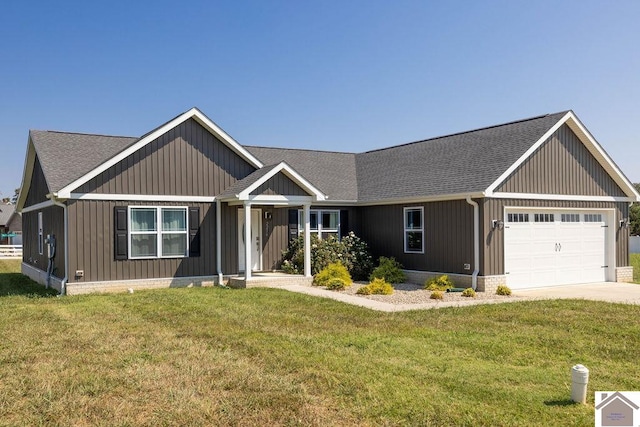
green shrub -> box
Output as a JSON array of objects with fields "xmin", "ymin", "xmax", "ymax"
[
  {"xmin": 314, "ymin": 262, "xmax": 352, "ymax": 287},
  {"xmin": 326, "ymin": 278, "xmax": 350, "ymax": 291},
  {"xmin": 425, "ymin": 275, "xmax": 454, "ymax": 291},
  {"xmin": 496, "ymin": 285, "xmax": 512, "ymax": 296},
  {"xmin": 356, "ymin": 278, "xmax": 394, "ymax": 295},
  {"xmin": 369, "ymin": 257, "xmax": 406, "ymax": 284},
  {"xmin": 461, "ymin": 288, "xmax": 476, "ymax": 298},
  {"xmin": 281, "ymin": 233, "xmax": 373, "ymax": 279},
  {"xmin": 430, "ymin": 290, "xmax": 444, "ymax": 300}
]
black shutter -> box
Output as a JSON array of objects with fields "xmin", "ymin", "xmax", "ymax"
[
  {"xmin": 340, "ymin": 210, "xmax": 349, "ymax": 238},
  {"xmin": 114, "ymin": 206, "xmax": 128, "ymax": 260},
  {"xmin": 288, "ymin": 209, "xmax": 299, "ymax": 242},
  {"xmin": 189, "ymin": 207, "xmax": 201, "ymax": 257}
]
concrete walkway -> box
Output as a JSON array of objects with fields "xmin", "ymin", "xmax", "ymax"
[{"xmin": 274, "ymin": 282, "xmax": 640, "ymax": 312}]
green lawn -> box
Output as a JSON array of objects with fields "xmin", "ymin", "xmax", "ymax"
[
  {"xmin": 631, "ymin": 253, "xmax": 640, "ymax": 284},
  {"xmin": 1, "ymin": 260, "xmax": 639, "ymax": 426}
]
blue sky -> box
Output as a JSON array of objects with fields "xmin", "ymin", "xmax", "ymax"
[{"xmin": 1, "ymin": 0, "xmax": 639, "ymax": 199}]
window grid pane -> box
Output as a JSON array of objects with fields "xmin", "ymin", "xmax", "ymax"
[
  {"xmin": 162, "ymin": 209, "xmax": 186, "ymax": 231},
  {"xmin": 131, "ymin": 208, "xmax": 157, "ymax": 232}
]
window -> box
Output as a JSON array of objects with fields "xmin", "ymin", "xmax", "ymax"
[
  {"xmin": 129, "ymin": 207, "xmax": 188, "ymax": 258},
  {"xmin": 584, "ymin": 213, "xmax": 603, "ymax": 223},
  {"xmin": 298, "ymin": 209, "xmax": 340, "ymax": 239},
  {"xmin": 507, "ymin": 213, "xmax": 529, "ymax": 223},
  {"xmin": 561, "ymin": 213, "xmax": 580, "ymax": 223},
  {"xmin": 404, "ymin": 207, "xmax": 424, "ymax": 253},
  {"xmin": 37, "ymin": 212, "xmax": 43, "ymax": 255},
  {"xmin": 534, "ymin": 213, "xmax": 554, "ymax": 222}
]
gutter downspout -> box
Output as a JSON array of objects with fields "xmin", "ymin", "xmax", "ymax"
[
  {"xmin": 51, "ymin": 197, "xmax": 68, "ymax": 296},
  {"xmin": 466, "ymin": 196, "xmax": 479, "ymax": 291},
  {"xmin": 216, "ymin": 199, "xmax": 224, "ymax": 285}
]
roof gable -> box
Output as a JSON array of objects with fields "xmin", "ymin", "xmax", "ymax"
[
  {"xmin": 246, "ymin": 146, "xmax": 357, "ymax": 202},
  {"xmin": 219, "ymin": 162, "xmax": 326, "ymax": 202},
  {"xmin": 55, "ymin": 108, "xmax": 263, "ymax": 198},
  {"xmin": 487, "ymin": 111, "xmax": 640, "ymax": 201}
]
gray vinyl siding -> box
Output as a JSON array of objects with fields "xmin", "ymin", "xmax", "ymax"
[
  {"xmin": 22, "ymin": 206, "xmax": 65, "ymax": 279},
  {"xmin": 250, "ymin": 172, "xmax": 309, "ymax": 196},
  {"xmin": 67, "ymin": 200, "xmax": 217, "ymax": 283},
  {"xmin": 358, "ymin": 200, "xmax": 473, "ymax": 274},
  {"xmin": 497, "ymin": 124, "xmax": 626, "ymax": 196},
  {"xmin": 260, "ymin": 207, "xmax": 289, "ymax": 270},
  {"xmin": 25, "ymin": 156, "xmax": 50, "ymax": 207},
  {"xmin": 480, "ymin": 198, "xmax": 629, "ymax": 276},
  {"xmin": 76, "ymin": 118, "xmax": 256, "ymax": 197}
]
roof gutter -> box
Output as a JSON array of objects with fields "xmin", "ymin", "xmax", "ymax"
[
  {"xmin": 47, "ymin": 194, "xmax": 68, "ymax": 296},
  {"xmin": 466, "ymin": 196, "xmax": 479, "ymax": 291}
]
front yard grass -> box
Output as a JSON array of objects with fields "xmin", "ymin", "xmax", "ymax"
[
  {"xmin": 0, "ymin": 260, "xmax": 639, "ymax": 426},
  {"xmin": 631, "ymin": 253, "xmax": 640, "ymax": 283}
]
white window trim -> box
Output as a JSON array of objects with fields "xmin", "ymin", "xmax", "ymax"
[
  {"xmin": 297, "ymin": 209, "xmax": 340, "ymax": 239},
  {"xmin": 404, "ymin": 206, "xmax": 424, "ymax": 254},
  {"xmin": 128, "ymin": 206, "xmax": 189, "ymax": 259},
  {"xmin": 37, "ymin": 212, "xmax": 43, "ymax": 255}
]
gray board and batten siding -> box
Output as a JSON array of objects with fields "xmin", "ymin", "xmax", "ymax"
[
  {"xmin": 25, "ymin": 156, "xmax": 49, "ymax": 207},
  {"xmin": 356, "ymin": 200, "xmax": 474, "ymax": 275},
  {"xmin": 76, "ymin": 118, "xmax": 256, "ymax": 197},
  {"xmin": 496, "ymin": 124, "xmax": 626, "ymax": 196},
  {"xmin": 22, "ymin": 206, "xmax": 65, "ymax": 279}
]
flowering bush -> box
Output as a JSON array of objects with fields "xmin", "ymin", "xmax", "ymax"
[{"xmin": 281, "ymin": 232, "xmax": 373, "ymax": 279}]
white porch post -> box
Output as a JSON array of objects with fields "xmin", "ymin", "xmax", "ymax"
[
  {"xmin": 303, "ymin": 203, "xmax": 311, "ymax": 277},
  {"xmin": 244, "ymin": 202, "xmax": 252, "ymax": 280}
]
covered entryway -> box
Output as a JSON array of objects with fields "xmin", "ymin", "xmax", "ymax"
[{"xmin": 504, "ymin": 209, "xmax": 612, "ymax": 289}]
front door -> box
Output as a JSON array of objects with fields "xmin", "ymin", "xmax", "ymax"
[{"xmin": 238, "ymin": 209, "xmax": 262, "ymax": 272}]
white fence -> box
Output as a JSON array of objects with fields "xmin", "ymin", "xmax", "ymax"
[
  {"xmin": 0, "ymin": 245, "xmax": 22, "ymax": 258},
  {"xmin": 631, "ymin": 236, "xmax": 640, "ymax": 254}
]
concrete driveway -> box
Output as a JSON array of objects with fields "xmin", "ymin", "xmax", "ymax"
[{"xmin": 515, "ymin": 282, "xmax": 640, "ymax": 305}]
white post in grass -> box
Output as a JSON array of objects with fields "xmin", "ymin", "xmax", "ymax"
[
  {"xmin": 571, "ymin": 364, "xmax": 589, "ymax": 404},
  {"xmin": 303, "ymin": 203, "xmax": 311, "ymax": 278}
]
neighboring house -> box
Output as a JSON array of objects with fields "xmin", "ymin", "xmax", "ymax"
[
  {"xmin": 6, "ymin": 210, "xmax": 22, "ymax": 245},
  {"xmin": 0, "ymin": 204, "xmax": 16, "ymax": 245},
  {"xmin": 15, "ymin": 108, "xmax": 640, "ymax": 295}
]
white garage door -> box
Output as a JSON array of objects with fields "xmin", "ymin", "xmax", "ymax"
[{"xmin": 504, "ymin": 210, "xmax": 608, "ymax": 289}]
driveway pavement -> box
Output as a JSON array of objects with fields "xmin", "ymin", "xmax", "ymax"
[
  {"xmin": 275, "ymin": 282, "xmax": 640, "ymax": 312},
  {"xmin": 514, "ymin": 282, "xmax": 640, "ymax": 305}
]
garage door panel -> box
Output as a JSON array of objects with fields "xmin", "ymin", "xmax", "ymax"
[{"xmin": 505, "ymin": 210, "xmax": 608, "ymax": 289}]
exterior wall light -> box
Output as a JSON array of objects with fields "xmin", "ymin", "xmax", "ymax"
[
  {"xmin": 492, "ymin": 219, "xmax": 504, "ymax": 230},
  {"xmin": 619, "ymin": 218, "xmax": 630, "ymax": 229}
]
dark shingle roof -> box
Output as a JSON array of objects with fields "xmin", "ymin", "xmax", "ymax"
[
  {"xmin": 30, "ymin": 131, "xmax": 138, "ymax": 192},
  {"xmin": 355, "ymin": 112, "xmax": 569, "ymax": 202},
  {"xmin": 26, "ymin": 111, "xmax": 570, "ymax": 203},
  {"xmin": 0, "ymin": 204, "xmax": 15, "ymax": 226},
  {"xmin": 218, "ymin": 164, "xmax": 281, "ymax": 198},
  {"xmin": 245, "ymin": 146, "xmax": 358, "ymax": 202}
]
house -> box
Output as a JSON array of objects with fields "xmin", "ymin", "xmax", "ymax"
[
  {"xmin": 0, "ymin": 204, "xmax": 19, "ymax": 245},
  {"xmin": 15, "ymin": 108, "xmax": 640, "ymax": 295},
  {"xmin": 596, "ymin": 392, "xmax": 639, "ymax": 426}
]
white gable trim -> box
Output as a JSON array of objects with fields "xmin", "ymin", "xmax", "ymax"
[
  {"xmin": 485, "ymin": 112, "xmax": 572, "ymax": 196},
  {"xmin": 485, "ymin": 111, "xmax": 640, "ymax": 201},
  {"xmin": 236, "ymin": 162, "xmax": 326, "ymax": 201},
  {"xmin": 56, "ymin": 108, "xmax": 264, "ymax": 199},
  {"xmin": 20, "ymin": 199, "xmax": 56, "ymax": 213}
]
